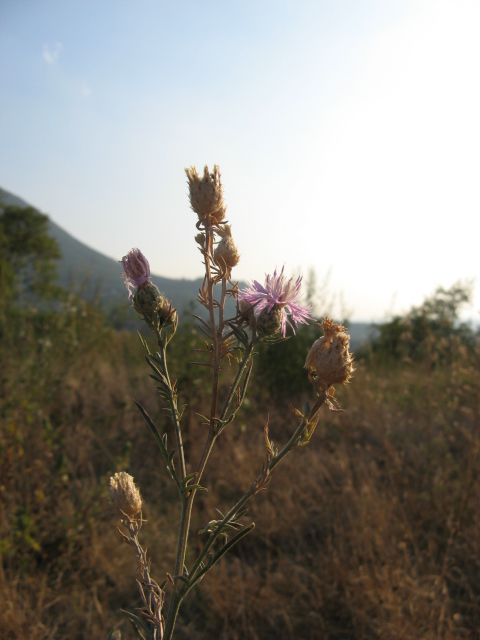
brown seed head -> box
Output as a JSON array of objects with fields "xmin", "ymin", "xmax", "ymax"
[
  {"xmin": 185, "ymin": 164, "xmax": 226, "ymax": 222},
  {"xmin": 305, "ymin": 317, "xmax": 354, "ymax": 386},
  {"xmin": 109, "ymin": 472, "xmax": 142, "ymax": 517}
]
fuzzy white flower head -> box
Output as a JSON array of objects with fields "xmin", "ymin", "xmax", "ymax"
[{"xmin": 109, "ymin": 472, "xmax": 142, "ymax": 518}]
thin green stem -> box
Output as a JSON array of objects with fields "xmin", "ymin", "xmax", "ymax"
[
  {"xmin": 156, "ymin": 338, "xmax": 187, "ymax": 482},
  {"xmin": 163, "ymin": 593, "xmax": 182, "ymax": 640},
  {"xmin": 269, "ymin": 390, "xmax": 326, "ymax": 471},
  {"xmin": 188, "ymin": 390, "xmax": 327, "ymax": 584},
  {"xmin": 219, "ymin": 341, "xmax": 254, "ymax": 423}
]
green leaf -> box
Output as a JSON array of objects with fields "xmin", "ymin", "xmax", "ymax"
[
  {"xmin": 227, "ymin": 322, "xmax": 249, "ymax": 348},
  {"xmin": 121, "ymin": 610, "xmax": 151, "ymax": 638},
  {"xmin": 177, "ymin": 404, "xmax": 187, "ymax": 421},
  {"xmin": 137, "ymin": 331, "xmax": 150, "ymax": 354},
  {"xmin": 134, "ymin": 401, "xmax": 168, "ymax": 463},
  {"xmin": 210, "ymin": 523, "xmax": 255, "ymax": 567},
  {"xmin": 239, "ymin": 360, "xmax": 253, "ymax": 403},
  {"xmin": 145, "ymin": 356, "xmax": 168, "ymax": 386},
  {"xmin": 181, "ymin": 472, "xmax": 198, "ymax": 489},
  {"xmin": 184, "ymin": 484, "xmax": 207, "ymax": 494},
  {"xmin": 128, "ymin": 620, "xmax": 147, "ymax": 640}
]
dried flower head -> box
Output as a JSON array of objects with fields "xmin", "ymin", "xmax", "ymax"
[
  {"xmin": 185, "ymin": 164, "xmax": 226, "ymax": 222},
  {"xmin": 214, "ymin": 224, "xmax": 240, "ymax": 270},
  {"xmin": 120, "ymin": 248, "xmax": 151, "ymax": 299},
  {"xmin": 109, "ymin": 472, "xmax": 142, "ymax": 518},
  {"xmin": 239, "ymin": 266, "xmax": 313, "ymax": 337},
  {"xmin": 305, "ymin": 317, "xmax": 354, "ymax": 387}
]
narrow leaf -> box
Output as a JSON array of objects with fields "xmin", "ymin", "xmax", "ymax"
[
  {"xmin": 134, "ymin": 401, "xmax": 168, "ymax": 462},
  {"xmin": 210, "ymin": 523, "xmax": 255, "ymax": 567},
  {"xmin": 128, "ymin": 620, "xmax": 147, "ymax": 640},
  {"xmin": 181, "ymin": 472, "xmax": 198, "ymax": 489},
  {"xmin": 121, "ymin": 610, "xmax": 150, "ymax": 634}
]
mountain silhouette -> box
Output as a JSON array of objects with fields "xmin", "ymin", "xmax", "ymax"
[{"xmin": 0, "ymin": 186, "xmax": 209, "ymax": 315}]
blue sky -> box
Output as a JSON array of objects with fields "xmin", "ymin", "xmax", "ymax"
[{"xmin": 1, "ymin": 0, "xmax": 479, "ymax": 320}]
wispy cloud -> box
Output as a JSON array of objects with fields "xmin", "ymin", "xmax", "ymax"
[{"xmin": 42, "ymin": 42, "xmax": 62, "ymax": 64}]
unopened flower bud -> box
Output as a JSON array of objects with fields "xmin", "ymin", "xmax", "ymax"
[
  {"xmin": 185, "ymin": 164, "xmax": 226, "ymax": 222},
  {"xmin": 132, "ymin": 282, "xmax": 177, "ymax": 329},
  {"xmin": 239, "ymin": 299, "xmax": 256, "ymax": 329},
  {"xmin": 159, "ymin": 298, "xmax": 178, "ymax": 327},
  {"xmin": 256, "ymin": 305, "xmax": 284, "ymax": 336},
  {"xmin": 195, "ymin": 233, "xmax": 206, "ymax": 250},
  {"xmin": 109, "ymin": 472, "xmax": 142, "ymax": 517},
  {"xmin": 214, "ymin": 224, "xmax": 240, "ymax": 269},
  {"xmin": 133, "ymin": 282, "xmax": 165, "ymax": 317},
  {"xmin": 305, "ymin": 317, "xmax": 354, "ymax": 386}
]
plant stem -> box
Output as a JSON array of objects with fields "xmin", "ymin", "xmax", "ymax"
[
  {"xmin": 157, "ymin": 338, "xmax": 187, "ymax": 482},
  {"xmin": 188, "ymin": 389, "xmax": 327, "ymax": 584},
  {"xmin": 166, "ymin": 224, "xmax": 229, "ymax": 634},
  {"xmin": 219, "ymin": 341, "xmax": 254, "ymax": 422}
]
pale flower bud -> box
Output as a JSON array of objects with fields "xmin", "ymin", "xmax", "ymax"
[
  {"xmin": 239, "ymin": 299, "xmax": 256, "ymax": 329},
  {"xmin": 214, "ymin": 224, "xmax": 240, "ymax": 269},
  {"xmin": 305, "ymin": 317, "xmax": 354, "ymax": 386},
  {"xmin": 109, "ymin": 472, "xmax": 142, "ymax": 517},
  {"xmin": 185, "ymin": 164, "xmax": 226, "ymax": 222},
  {"xmin": 195, "ymin": 233, "xmax": 206, "ymax": 250}
]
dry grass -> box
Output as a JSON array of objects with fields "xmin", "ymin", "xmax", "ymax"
[{"xmin": 1, "ymin": 305, "xmax": 479, "ymax": 639}]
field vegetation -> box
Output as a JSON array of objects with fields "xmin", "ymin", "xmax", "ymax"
[{"xmin": 1, "ymin": 204, "xmax": 479, "ymax": 639}]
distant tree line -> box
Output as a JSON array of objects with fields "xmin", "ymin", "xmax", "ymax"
[{"xmin": 0, "ymin": 202, "xmax": 61, "ymax": 302}]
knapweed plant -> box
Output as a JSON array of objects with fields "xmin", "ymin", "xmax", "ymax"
[{"xmin": 108, "ymin": 165, "xmax": 354, "ymax": 640}]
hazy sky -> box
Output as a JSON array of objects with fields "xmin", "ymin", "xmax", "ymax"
[{"xmin": 1, "ymin": 0, "xmax": 479, "ymax": 321}]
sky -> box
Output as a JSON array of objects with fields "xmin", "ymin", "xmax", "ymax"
[{"xmin": 1, "ymin": 0, "xmax": 479, "ymax": 321}]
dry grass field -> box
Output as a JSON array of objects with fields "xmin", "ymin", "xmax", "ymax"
[{"xmin": 1, "ymin": 298, "xmax": 479, "ymax": 639}]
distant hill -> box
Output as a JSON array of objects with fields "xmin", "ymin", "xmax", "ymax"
[
  {"xmin": 0, "ymin": 187, "xmax": 208, "ymax": 315},
  {"xmin": 0, "ymin": 187, "xmax": 375, "ymax": 348}
]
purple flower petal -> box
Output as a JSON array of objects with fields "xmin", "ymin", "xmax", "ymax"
[
  {"xmin": 120, "ymin": 248, "xmax": 152, "ymax": 299},
  {"xmin": 239, "ymin": 266, "xmax": 314, "ymax": 336}
]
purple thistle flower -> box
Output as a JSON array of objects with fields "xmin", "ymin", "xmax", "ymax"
[
  {"xmin": 239, "ymin": 266, "xmax": 314, "ymax": 336},
  {"xmin": 120, "ymin": 248, "xmax": 151, "ymax": 299}
]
